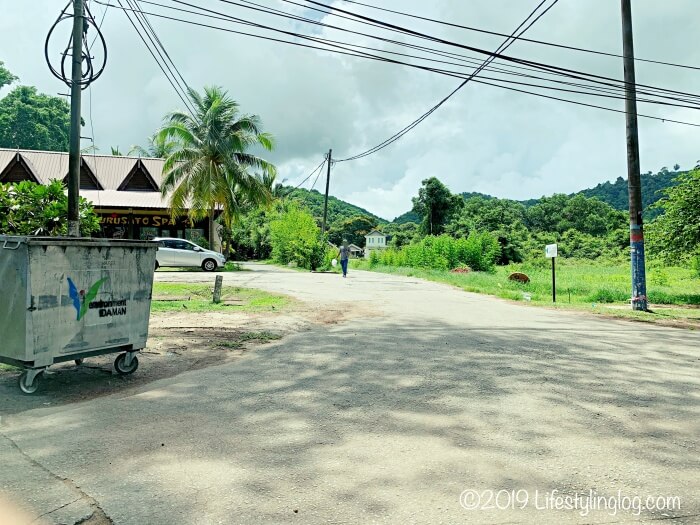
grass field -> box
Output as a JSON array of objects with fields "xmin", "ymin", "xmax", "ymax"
[
  {"xmin": 351, "ymin": 259, "xmax": 700, "ymax": 324},
  {"xmin": 151, "ymin": 282, "xmax": 291, "ymax": 313}
]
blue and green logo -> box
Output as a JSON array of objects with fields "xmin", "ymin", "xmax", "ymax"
[{"xmin": 67, "ymin": 277, "xmax": 106, "ymax": 320}]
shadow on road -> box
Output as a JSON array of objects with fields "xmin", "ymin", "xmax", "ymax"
[{"xmin": 3, "ymin": 313, "xmax": 698, "ymax": 523}]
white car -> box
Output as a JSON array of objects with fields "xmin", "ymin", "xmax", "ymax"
[{"xmin": 153, "ymin": 237, "xmax": 227, "ymax": 272}]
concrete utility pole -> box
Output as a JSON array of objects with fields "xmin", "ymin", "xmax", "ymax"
[
  {"xmin": 621, "ymin": 0, "xmax": 647, "ymax": 311},
  {"xmin": 67, "ymin": 0, "xmax": 85, "ymax": 237},
  {"xmin": 321, "ymin": 149, "xmax": 332, "ymax": 235}
]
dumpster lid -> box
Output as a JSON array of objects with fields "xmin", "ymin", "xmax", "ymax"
[{"xmin": 0, "ymin": 235, "xmax": 157, "ymax": 249}]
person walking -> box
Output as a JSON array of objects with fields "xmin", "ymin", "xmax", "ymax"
[{"xmin": 337, "ymin": 239, "xmax": 350, "ymax": 278}]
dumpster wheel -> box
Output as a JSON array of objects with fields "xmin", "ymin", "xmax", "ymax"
[
  {"xmin": 18, "ymin": 370, "xmax": 43, "ymax": 395},
  {"xmin": 115, "ymin": 353, "xmax": 139, "ymax": 375}
]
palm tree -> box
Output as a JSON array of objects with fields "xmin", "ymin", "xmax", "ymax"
[
  {"xmin": 159, "ymin": 86, "xmax": 275, "ymax": 249},
  {"xmin": 128, "ymin": 133, "xmax": 178, "ymax": 158}
]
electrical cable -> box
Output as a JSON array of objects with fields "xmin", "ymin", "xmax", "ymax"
[
  {"xmin": 107, "ymin": 0, "xmax": 700, "ymax": 108},
  {"xmin": 281, "ymin": 158, "xmax": 327, "ymax": 199},
  {"xmin": 297, "ymin": 0, "xmax": 700, "ymax": 103},
  {"xmin": 337, "ymin": 0, "xmax": 700, "ymax": 71},
  {"xmin": 45, "ymin": 0, "xmax": 108, "ymax": 89},
  {"xmin": 336, "ymin": 0, "xmax": 560, "ymax": 162},
  {"xmin": 99, "ymin": 1, "xmax": 700, "ymax": 130},
  {"xmin": 124, "ymin": 0, "xmax": 196, "ymax": 114},
  {"xmin": 115, "ymin": 0, "xmax": 195, "ymax": 114}
]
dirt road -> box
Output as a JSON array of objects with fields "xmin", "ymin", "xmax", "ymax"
[{"xmin": 1, "ymin": 263, "xmax": 698, "ymax": 524}]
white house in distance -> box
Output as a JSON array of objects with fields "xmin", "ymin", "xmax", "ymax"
[{"xmin": 364, "ymin": 229, "xmax": 388, "ymax": 259}]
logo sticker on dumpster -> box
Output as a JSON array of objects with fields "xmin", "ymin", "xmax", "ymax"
[{"xmin": 67, "ymin": 277, "xmax": 106, "ymax": 320}]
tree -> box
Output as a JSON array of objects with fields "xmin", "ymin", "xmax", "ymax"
[
  {"xmin": 646, "ymin": 168, "xmax": 700, "ymax": 262},
  {"xmin": 384, "ymin": 221, "xmax": 420, "ymax": 249},
  {"xmin": 269, "ymin": 204, "xmax": 325, "ymax": 269},
  {"xmin": 110, "ymin": 147, "xmax": 123, "ymax": 156},
  {"xmin": 159, "ymin": 86, "xmax": 276, "ymax": 248},
  {"xmin": 412, "ymin": 177, "xmax": 461, "ymax": 235},
  {"xmin": 0, "ymin": 180, "xmax": 100, "ymax": 235},
  {"xmin": 0, "ymin": 86, "xmax": 71, "ymax": 151},
  {"xmin": 0, "ymin": 61, "xmax": 18, "ymax": 90},
  {"xmin": 128, "ymin": 133, "xmax": 178, "ymax": 158},
  {"xmin": 328, "ymin": 215, "xmax": 377, "ymax": 247}
]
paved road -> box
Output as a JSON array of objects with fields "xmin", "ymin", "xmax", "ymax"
[{"xmin": 1, "ymin": 263, "xmax": 699, "ymax": 524}]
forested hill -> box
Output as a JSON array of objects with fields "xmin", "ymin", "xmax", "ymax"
[
  {"xmin": 287, "ymin": 167, "xmax": 687, "ymax": 226},
  {"xmin": 575, "ymin": 168, "xmax": 681, "ymax": 211},
  {"xmin": 283, "ymin": 187, "xmax": 387, "ymax": 225},
  {"xmin": 394, "ymin": 167, "xmax": 687, "ymax": 223}
]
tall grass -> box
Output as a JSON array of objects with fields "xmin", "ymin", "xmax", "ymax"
[
  {"xmin": 352, "ymin": 258, "xmax": 700, "ymax": 306},
  {"xmin": 371, "ymin": 233, "xmax": 500, "ymax": 272}
]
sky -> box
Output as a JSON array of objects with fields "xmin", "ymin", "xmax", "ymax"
[{"xmin": 1, "ymin": 0, "xmax": 698, "ymax": 220}]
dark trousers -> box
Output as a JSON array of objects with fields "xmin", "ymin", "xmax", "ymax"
[{"xmin": 340, "ymin": 259, "xmax": 348, "ymax": 276}]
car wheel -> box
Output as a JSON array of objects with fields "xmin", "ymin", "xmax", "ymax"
[{"xmin": 202, "ymin": 259, "xmax": 217, "ymax": 272}]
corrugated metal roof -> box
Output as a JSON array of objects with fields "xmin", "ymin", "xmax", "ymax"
[
  {"xmin": 80, "ymin": 190, "xmax": 171, "ymax": 209},
  {"xmin": 0, "ymin": 148, "xmax": 170, "ymax": 209},
  {"xmin": 18, "ymin": 149, "xmax": 69, "ymax": 184},
  {"xmin": 0, "ymin": 150, "xmax": 17, "ymax": 172}
]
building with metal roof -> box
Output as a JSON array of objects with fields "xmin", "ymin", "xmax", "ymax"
[{"xmin": 0, "ymin": 148, "xmax": 211, "ymax": 246}]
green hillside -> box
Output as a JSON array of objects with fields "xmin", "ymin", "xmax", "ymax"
[
  {"xmin": 392, "ymin": 210, "xmax": 420, "ymax": 224},
  {"xmin": 283, "ymin": 187, "xmax": 387, "ymax": 225},
  {"xmin": 392, "ymin": 166, "xmax": 689, "ymax": 224},
  {"xmin": 577, "ymin": 168, "xmax": 682, "ymax": 216}
]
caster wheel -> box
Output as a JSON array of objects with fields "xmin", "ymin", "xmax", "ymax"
[
  {"xmin": 75, "ymin": 359, "xmax": 84, "ymax": 366},
  {"xmin": 114, "ymin": 354, "xmax": 139, "ymax": 375},
  {"xmin": 18, "ymin": 371, "xmax": 43, "ymax": 395}
]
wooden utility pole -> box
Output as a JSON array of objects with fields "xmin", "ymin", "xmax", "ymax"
[
  {"xmin": 621, "ymin": 0, "xmax": 648, "ymax": 311},
  {"xmin": 321, "ymin": 149, "xmax": 332, "ymax": 234},
  {"xmin": 67, "ymin": 0, "xmax": 85, "ymax": 237}
]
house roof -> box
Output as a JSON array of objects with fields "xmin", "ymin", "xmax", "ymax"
[
  {"xmin": 347, "ymin": 244, "xmax": 362, "ymax": 250},
  {"xmin": 365, "ymin": 230, "xmax": 384, "ymax": 237},
  {"xmin": 0, "ymin": 148, "xmax": 170, "ymax": 209}
]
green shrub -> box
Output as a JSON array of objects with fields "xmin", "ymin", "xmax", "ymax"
[
  {"xmin": 587, "ymin": 288, "xmax": 628, "ymax": 303},
  {"xmin": 269, "ymin": 205, "xmax": 325, "ymax": 270},
  {"xmin": 0, "ymin": 180, "xmax": 100, "ymax": 236},
  {"xmin": 369, "ymin": 249, "xmax": 380, "ymax": 268},
  {"xmin": 371, "ymin": 232, "xmax": 499, "ymax": 272},
  {"xmin": 691, "ymin": 252, "xmax": 700, "ymax": 279}
]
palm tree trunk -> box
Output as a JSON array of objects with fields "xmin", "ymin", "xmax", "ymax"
[{"xmin": 208, "ymin": 206, "xmax": 215, "ymax": 250}]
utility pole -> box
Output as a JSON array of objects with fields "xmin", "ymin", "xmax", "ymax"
[
  {"xmin": 67, "ymin": 0, "xmax": 85, "ymax": 237},
  {"xmin": 321, "ymin": 149, "xmax": 332, "ymax": 235},
  {"xmin": 621, "ymin": 0, "xmax": 647, "ymax": 311}
]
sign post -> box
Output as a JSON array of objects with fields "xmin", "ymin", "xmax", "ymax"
[{"xmin": 545, "ymin": 244, "xmax": 558, "ymax": 302}]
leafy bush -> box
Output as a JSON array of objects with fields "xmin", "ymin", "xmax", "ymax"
[
  {"xmin": 269, "ymin": 204, "xmax": 325, "ymax": 270},
  {"xmin": 691, "ymin": 252, "xmax": 700, "ymax": 279},
  {"xmin": 371, "ymin": 232, "xmax": 500, "ymax": 272},
  {"xmin": 587, "ymin": 288, "xmax": 629, "ymax": 303},
  {"xmin": 0, "ymin": 180, "xmax": 100, "ymax": 236}
]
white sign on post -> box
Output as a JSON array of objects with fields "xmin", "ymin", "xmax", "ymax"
[{"xmin": 545, "ymin": 243, "xmax": 558, "ymax": 258}]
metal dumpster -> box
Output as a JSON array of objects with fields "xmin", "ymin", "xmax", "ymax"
[{"xmin": 0, "ymin": 236, "xmax": 157, "ymax": 394}]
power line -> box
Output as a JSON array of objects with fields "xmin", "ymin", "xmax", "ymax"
[
  {"xmin": 100, "ymin": 1, "xmax": 700, "ymax": 129},
  {"xmin": 132, "ymin": 0, "xmax": 192, "ymax": 96},
  {"xmin": 116, "ymin": 0, "xmax": 194, "ymax": 114},
  {"xmin": 297, "ymin": 0, "xmax": 700, "ymax": 103},
  {"xmin": 337, "ymin": 0, "xmax": 700, "ymax": 71},
  {"xmin": 108, "ymin": 0, "xmax": 700, "ymax": 109},
  {"xmin": 336, "ymin": 0, "xmax": 560, "ymax": 162},
  {"xmin": 281, "ymin": 158, "xmax": 327, "ymax": 199}
]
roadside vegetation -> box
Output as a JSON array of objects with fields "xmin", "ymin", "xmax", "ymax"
[
  {"xmin": 352, "ymin": 259, "xmax": 700, "ymax": 306},
  {"xmin": 151, "ymin": 282, "xmax": 291, "ymax": 313}
]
